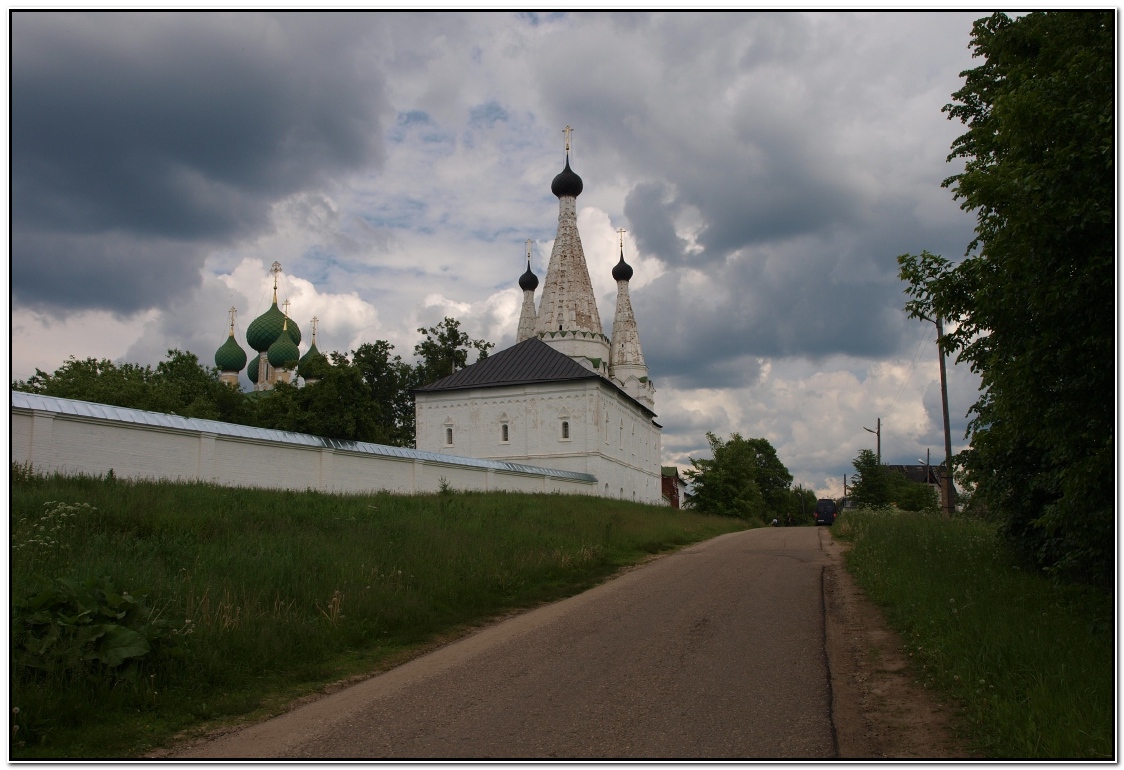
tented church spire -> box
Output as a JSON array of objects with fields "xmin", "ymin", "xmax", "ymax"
[
  {"xmin": 533, "ymin": 126, "xmax": 610, "ymax": 373},
  {"xmin": 516, "ymin": 240, "xmax": 539, "ymax": 343},
  {"xmin": 608, "ymin": 229, "xmax": 654, "ymax": 408}
]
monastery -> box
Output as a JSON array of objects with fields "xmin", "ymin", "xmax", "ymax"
[
  {"xmin": 204, "ymin": 129, "xmax": 664, "ymax": 504},
  {"xmin": 413, "ymin": 131, "xmax": 663, "ymax": 503}
]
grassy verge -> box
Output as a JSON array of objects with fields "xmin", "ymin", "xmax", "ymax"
[
  {"xmin": 10, "ymin": 467, "xmax": 745, "ymax": 758},
  {"xmin": 834, "ymin": 509, "xmax": 1112, "ymax": 759}
]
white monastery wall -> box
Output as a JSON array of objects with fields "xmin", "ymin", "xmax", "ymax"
[
  {"xmin": 11, "ymin": 394, "xmax": 596, "ymax": 498},
  {"xmin": 414, "ymin": 379, "xmax": 663, "ymax": 504}
]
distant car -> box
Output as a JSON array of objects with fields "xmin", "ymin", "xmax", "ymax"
[{"xmin": 814, "ymin": 499, "xmax": 838, "ymax": 526}]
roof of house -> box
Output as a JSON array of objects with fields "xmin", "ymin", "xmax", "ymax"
[
  {"xmin": 885, "ymin": 464, "xmax": 942, "ymax": 485},
  {"xmin": 413, "ymin": 336, "xmax": 657, "ymax": 418}
]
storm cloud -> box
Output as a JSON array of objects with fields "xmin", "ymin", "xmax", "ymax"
[
  {"xmin": 12, "ymin": 12, "xmax": 390, "ymax": 313},
  {"xmin": 12, "ymin": 11, "xmax": 987, "ymax": 495}
]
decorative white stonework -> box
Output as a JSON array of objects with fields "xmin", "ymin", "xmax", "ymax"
[
  {"xmin": 414, "ymin": 379, "xmax": 663, "ymax": 504},
  {"xmin": 534, "ymin": 195, "xmax": 611, "ymax": 369},
  {"xmin": 516, "ymin": 286, "xmax": 538, "ymax": 343},
  {"xmin": 608, "ymin": 267, "xmax": 654, "ymax": 408}
]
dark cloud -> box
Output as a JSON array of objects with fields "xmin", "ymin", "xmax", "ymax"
[
  {"xmin": 12, "ymin": 12, "xmax": 390, "ymax": 314},
  {"xmin": 623, "ymin": 182, "xmax": 687, "ymax": 263},
  {"xmin": 631, "ymin": 201, "xmax": 975, "ymax": 390}
]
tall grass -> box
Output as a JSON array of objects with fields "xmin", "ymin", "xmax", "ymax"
[
  {"xmin": 10, "ymin": 467, "xmax": 744, "ymax": 758},
  {"xmin": 835, "ymin": 509, "xmax": 1112, "ymax": 759}
]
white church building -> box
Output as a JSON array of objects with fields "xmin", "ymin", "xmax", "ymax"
[{"xmin": 414, "ymin": 136, "xmax": 664, "ymax": 504}]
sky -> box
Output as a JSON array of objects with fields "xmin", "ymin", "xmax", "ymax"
[{"xmin": 10, "ymin": 11, "xmax": 990, "ymax": 497}]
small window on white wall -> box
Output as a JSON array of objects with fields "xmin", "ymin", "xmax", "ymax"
[
  {"xmin": 561, "ymin": 421, "xmax": 570, "ymax": 440},
  {"xmin": 445, "ymin": 427, "xmax": 454, "ymax": 446},
  {"xmin": 501, "ymin": 423, "xmax": 509, "ymax": 443}
]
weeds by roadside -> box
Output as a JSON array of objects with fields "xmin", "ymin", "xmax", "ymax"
[
  {"xmin": 10, "ymin": 465, "xmax": 743, "ymax": 758},
  {"xmin": 835, "ymin": 510, "xmax": 1112, "ymax": 758}
]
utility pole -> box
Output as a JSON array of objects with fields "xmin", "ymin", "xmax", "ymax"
[
  {"xmin": 863, "ymin": 417, "xmax": 881, "ymax": 465},
  {"xmin": 934, "ymin": 317, "xmax": 955, "ymax": 519}
]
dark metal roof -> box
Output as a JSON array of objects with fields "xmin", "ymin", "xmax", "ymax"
[
  {"xmin": 551, "ymin": 158, "xmax": 583, "ymax": 198},
  {"xmin": 414, "ymin": 337, "xmax": 599, "ymax": 392},
  {"xmin": 885, "ymin": 464, "xmax": 942, "ymax": 485},
  {"xmin": 413, "ymin": 336, "xmax": 657, "ymax": 418},
  {"xmin": 612, "ymin": 250, "xmax": 633, "ymax": 282},
  {"xmin": 518, "ymin": 264, "xmax": 539, "ymax": 291}
]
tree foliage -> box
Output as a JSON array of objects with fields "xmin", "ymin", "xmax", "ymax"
[
  {"xmin": 13, "ymin": 319, "xmax": 495, "ymax": 451},
  {"xmin": 684, "ymin": 433, "xmax": 794, "ymax": 522},
  {"xmin": 848, "ymin": 450, "xmax": 892, "ymax": 509},
  {"xmin": 897, "ymin": 12, "xmax": 1113, "ymax": 585},
  {"xmin": 849, "ymin": 450, "xmax": 939, "ymax": 512},
  {"xmin": 14, "ymin": 350, "xmax": 253, "ymax": 424},
  {"xmin": 413, "ymin": 317, "xmax": 494, "ymax": 387}
]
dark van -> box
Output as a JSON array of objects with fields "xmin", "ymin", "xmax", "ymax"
[{"xmin": 814, "ymin": 499, "xmax": 837, "ymax": 526}]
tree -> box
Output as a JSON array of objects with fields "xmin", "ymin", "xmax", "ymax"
[
  {"xmin": 849, "ymin": 451, "xmax": 940, "ymax": 512},
  {"xmin": 788, "ymin": 484, "xmax": 818, "ymax": 526},
  {"xmin": 684, "ymin": 433, "xmax": 792, "ymax": 521},
  {"xmin": 849, "ymin": 449, "xmax": 892, "ymax": 508},
  {"xmin": 254, "ymin": 357, "xmax": 386, "ymax": 443},
  {"xmin": 352, "ymin": 340, "xmax": 416, "ymax": 447},
  {"xmin": 413, "ymin": 317, "xmax": 494, "ymax": 387},
  {"xmin": 12, "ymin": 349, "xmax": 251, "ymax": 423},
  {"xmin": 15, "ymin": 357, "xmax": 156, "ymax": 409},
  {"xmin": 898, "ymin": 13, "xmax": 1113, "ymax": 585}
]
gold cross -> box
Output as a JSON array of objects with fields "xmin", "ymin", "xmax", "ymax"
[
  {"xmin": 311, "ymin": 316, "xmax": 319, "ymax": 340},
  {"xmin": 282, "ymin": 299, "xmax": 291, "ymax": 317},
  {"xmin": 270, "ymin": 261, "xmax": 282, "ymax": 301},
  {"xmin": 525, "ymin": 239, "xmax": 533, "ymax": 263},
  {"xmin": 562, "ymin": 125, "xmax": 573, "ymax": 154},
  {"xmin": 228, "ymin": 306, "xmax": 237, "ymax": 331},
  {"xmin": 617, "ymin": 228, "xmax": 627, "ymax": 249}
]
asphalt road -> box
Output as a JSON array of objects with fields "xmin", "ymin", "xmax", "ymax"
[{"xmin": 175, "ymin": 526, "xmax": 837, "ymax": 760}]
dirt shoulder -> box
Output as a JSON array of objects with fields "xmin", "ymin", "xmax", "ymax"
[{"xmin": 820, "ymin": 527, "xmax": 976, "ymax": 759}]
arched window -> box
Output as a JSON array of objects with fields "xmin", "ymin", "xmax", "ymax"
[
  {"xmin": 501, "ymin": 423, "xmax": 509, "ymax": 443},
  {"xmin": 561, "ymin": 421, "xmax": 570, "ymax": 440},
  {"xmin": 445, "ymin": 427, "xmax": 454, "ymax": 446}
]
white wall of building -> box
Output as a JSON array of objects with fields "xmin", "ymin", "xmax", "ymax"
[
  {"xmin": 11, "ymin": 395, "xmax": 597, "ymax": 498},
  {"xmin": 414, "ymin": 379, "xmax": 664, "ymax": 504}
]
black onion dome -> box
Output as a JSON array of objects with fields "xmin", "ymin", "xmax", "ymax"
[
  {"xmin": 519, "ymin": 263, "xmax": 539, "ymax": 291},
  {"xmin": 551, "ymin": 158, "xmax": 583, "ymax": 198},
  {"xmin": 612, "ymin": 249, "xmax": 634, "ymax": 282}
]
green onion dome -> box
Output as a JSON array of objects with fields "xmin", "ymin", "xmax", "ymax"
[
  {"xmin": 267, "ymin": 322, "xmax": 300, "ymax": 369},
  {"xmin": 247, "ymin": 355, "xmax": 260, "ymax": 385},
  {"xmin": 246, "ymin": 302, "xmax": 303, "ymax": 352},
  {"xmin": 297, "ymin": 342, "xmax": 330, "ymax": 381},
  {"xmin": 214, "ymin": 331, "xmax": 248, "ymax": 373}
]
